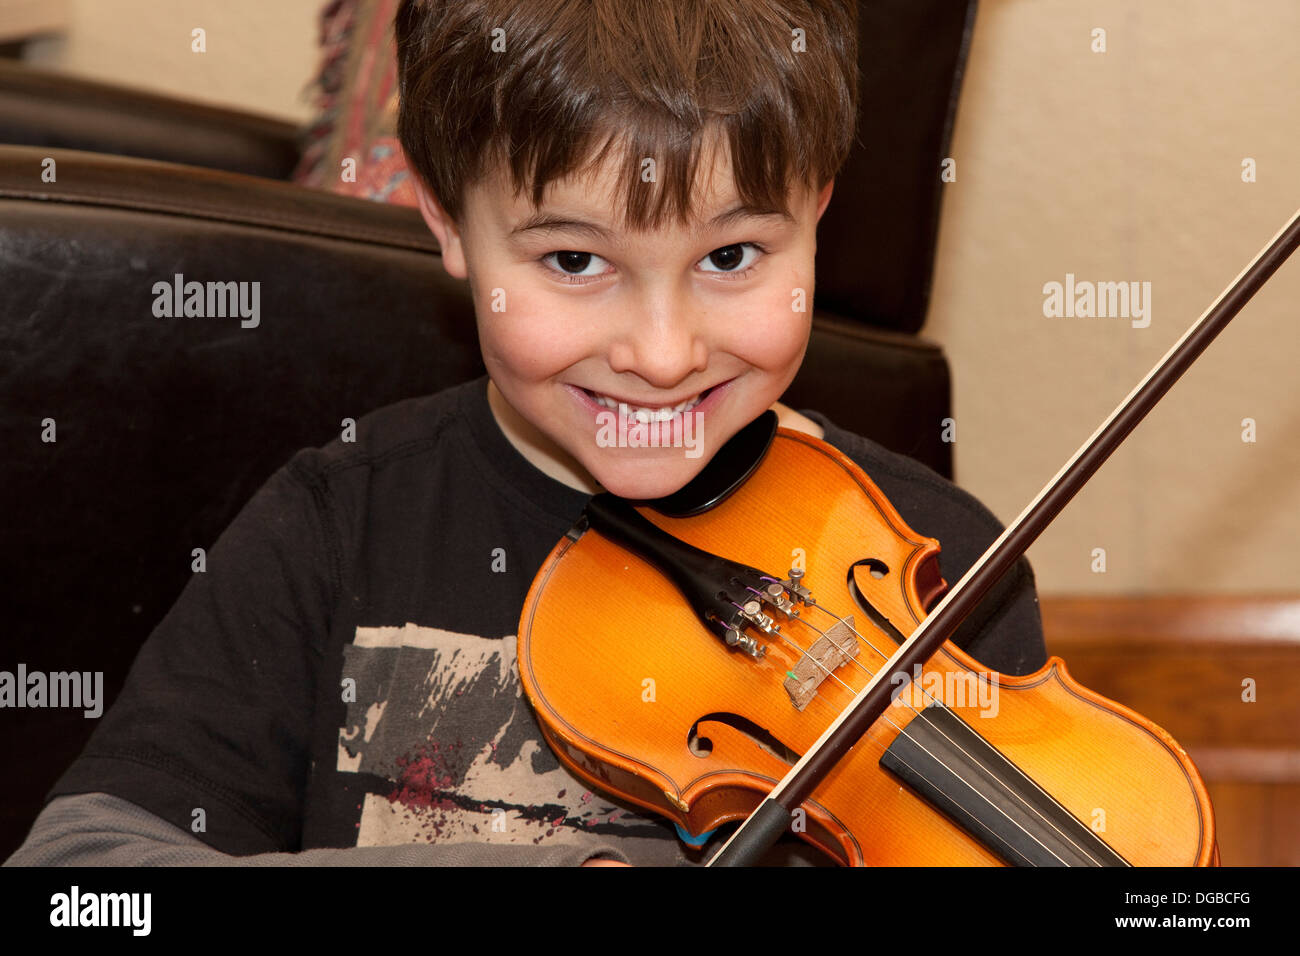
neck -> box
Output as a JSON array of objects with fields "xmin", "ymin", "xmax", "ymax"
[{"xmin": 486, "ymin": 379, "xmax": 603, "ymax": 495}]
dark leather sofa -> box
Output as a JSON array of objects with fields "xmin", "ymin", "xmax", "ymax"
[{"xmin": 0, "ymin": 0, "xmax": 976, "ymax": 857}]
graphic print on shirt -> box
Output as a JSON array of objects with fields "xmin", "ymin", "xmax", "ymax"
[{"xmin": 336, "ymin": 623, "xmax": 671, "ymax": 848}]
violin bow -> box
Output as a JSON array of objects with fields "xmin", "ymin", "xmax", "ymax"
[{"xmin": 709, "ymin": 207, "xmax": 1300, "ymax": 867}]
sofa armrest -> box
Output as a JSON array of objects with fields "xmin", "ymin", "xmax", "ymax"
[{"xmin": 0, "ymin": 59, "xmax": 301, "ymax": 178}]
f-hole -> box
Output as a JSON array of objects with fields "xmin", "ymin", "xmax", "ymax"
[
  {"xmin": 847, "ymin": 557, "xmax": 907, "ymax": 646},
  {"xmin": 688, "ymin": 713, "xmax": 803, "ymax": 765},
  {"xmin": 857, "ymin": 558, "xmax": 889, "ymax": 580}
]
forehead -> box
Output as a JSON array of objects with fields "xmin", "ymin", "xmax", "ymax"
[{"xmin": 470, "ymin": 136, "xmax": 803, "ymax": 242}]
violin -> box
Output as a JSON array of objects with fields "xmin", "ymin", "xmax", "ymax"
[
  {"xmin": 517, "ymin": 416, "xmax": 1213, "ymax": 865},
  {"xmin": 516, "ymin": 208, "xmax": 1300, "ymax": 866}
]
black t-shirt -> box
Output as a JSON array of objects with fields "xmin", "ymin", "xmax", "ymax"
[{"xmin": 46, "ymin": 375, "xmax": 1046, "ymax": 864}]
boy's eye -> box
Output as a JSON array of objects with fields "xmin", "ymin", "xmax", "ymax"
[
  {"xmin": 547, "ymin": 250, "xmax": 607, "ymax": 278},
  {"xmin": 539, "ymin": 243, "xmax": 766, "ymax": 285},
  {"xmin": 697, "ymin": 243, "xmax": 762, "ymax": 274}
]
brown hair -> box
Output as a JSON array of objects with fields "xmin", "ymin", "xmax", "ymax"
[{"xmin": 396, "ymin": 0, "xmax": 859, "ymax": 232}]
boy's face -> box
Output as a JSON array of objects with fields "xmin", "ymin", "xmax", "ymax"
[{"xmin": 415, "ymin": 139, "xmax": 834, "ymax": 500}]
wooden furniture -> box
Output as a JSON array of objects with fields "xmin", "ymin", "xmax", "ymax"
[{"xmin": 1041, "ymin": 596, "xmax": 1300, "ymax": 865}]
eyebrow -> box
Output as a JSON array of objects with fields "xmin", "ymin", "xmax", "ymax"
[{"xmin": 507, "ymin": 202, "xmax": 795, "ymax": 244}]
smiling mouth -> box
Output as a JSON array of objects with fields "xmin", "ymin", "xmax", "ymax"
[{"xmin": 581, "ymin": 383, "xmax": 721, "ymax": 421}]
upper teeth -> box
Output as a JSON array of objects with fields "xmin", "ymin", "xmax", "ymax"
[{"xmin": 592, "ymin": 391, "xmax": 705, "ymax": 423}]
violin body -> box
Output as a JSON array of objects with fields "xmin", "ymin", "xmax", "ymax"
[{"xmin": 517, "ymin": 425, "xmax": 1217, "ymax": 865}]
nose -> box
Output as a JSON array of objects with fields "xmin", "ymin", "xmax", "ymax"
[{"xmin": 606, "ymin": 291, "xmax": 710, "ymax": 387}]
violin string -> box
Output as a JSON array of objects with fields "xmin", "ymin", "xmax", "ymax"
[
  {"xmin": 796, "ymin": 608, "xmax": 1102, "ymax": 864},
  {"xmin": 756, "ymin": 613, "xmax": 1070, "ymax": 865},
  {"xmin": 797, "ymin": 602, "xmax": 1114, "ymax": 865},
  {"xmin": 759, "ymin": 613, "xmax": 1071, "ymax": 868},
  {"xmin": 780, "ymin": 613, "xmax": 1097, "ymax": 868},
  {"xmin": 811, "ymin": 606, "xmax": 1107, "ymax": 868},
  {"xmin": 740, "ymin": 581, "xmax": 1105, "ymax": 865},
  {"xmin": 744, "ymin": 576, "xmax": 968, "ymax": 724}
]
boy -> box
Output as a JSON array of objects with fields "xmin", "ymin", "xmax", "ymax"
[{"xmin": 6, "ymin": 0, "xmax": 1045, "ymax": 867}]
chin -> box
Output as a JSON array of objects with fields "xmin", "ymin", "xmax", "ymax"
[{"xmin": 589, "ymin": 454, "xmax": 706, "ymax": 502}]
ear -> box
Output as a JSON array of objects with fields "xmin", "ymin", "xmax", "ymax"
[
  {"xmin": 815, "ymin": 178, "xmax": 835, "ymax": 222},
  {"xmin": 413, "ymin": 176, "xmax": 469, "ymax": 279}
]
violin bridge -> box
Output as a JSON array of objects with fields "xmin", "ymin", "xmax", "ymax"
[{"xmin": 783, "ymin": 617, "xmax": 859, "ymax": 711}]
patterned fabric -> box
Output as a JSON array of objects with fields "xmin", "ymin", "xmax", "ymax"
[
  {"xmin": 293, "ymin": 0, "xmax": 418, "ymax": 208},
  {"xmin": 338, "ymin": 624, "xmax": 668, "ymax": 851}
]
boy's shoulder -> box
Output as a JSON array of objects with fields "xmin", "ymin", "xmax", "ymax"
[
  {"xmin": 798, "ymin": 406, "xmax": 1005, "ymax": 540},
  {"xmin": 265, "ymin": 373, "xmax": 592, "ymax": 546},
  {"xmin": 280, "ymin": 376, "xmax": 485, "ymax": 488}
]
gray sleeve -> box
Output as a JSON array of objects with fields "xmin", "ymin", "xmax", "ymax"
[{"xmin": 3, "ymin": 793, "xmax": 632, "ymax": 867}]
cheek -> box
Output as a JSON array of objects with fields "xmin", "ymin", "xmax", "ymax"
[
  {"xmin": 734, "ymin": 266, "xmax": 814, "ymax": 365},
  {"xmin": 474, "ymin": 290, "xmax": 586, "ymax": 380},
  {"xmin": 463, "ymin": 241, "xmax": 583, "ymax": 377}
]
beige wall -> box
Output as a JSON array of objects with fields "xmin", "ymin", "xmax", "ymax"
[
  {"xmin": 22, "ymin": 0, "xmax": 322, "ymax": 122},
  {"xmin": 930, "ymin": 0, "xmax": 1300, "ymax": 595}
]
